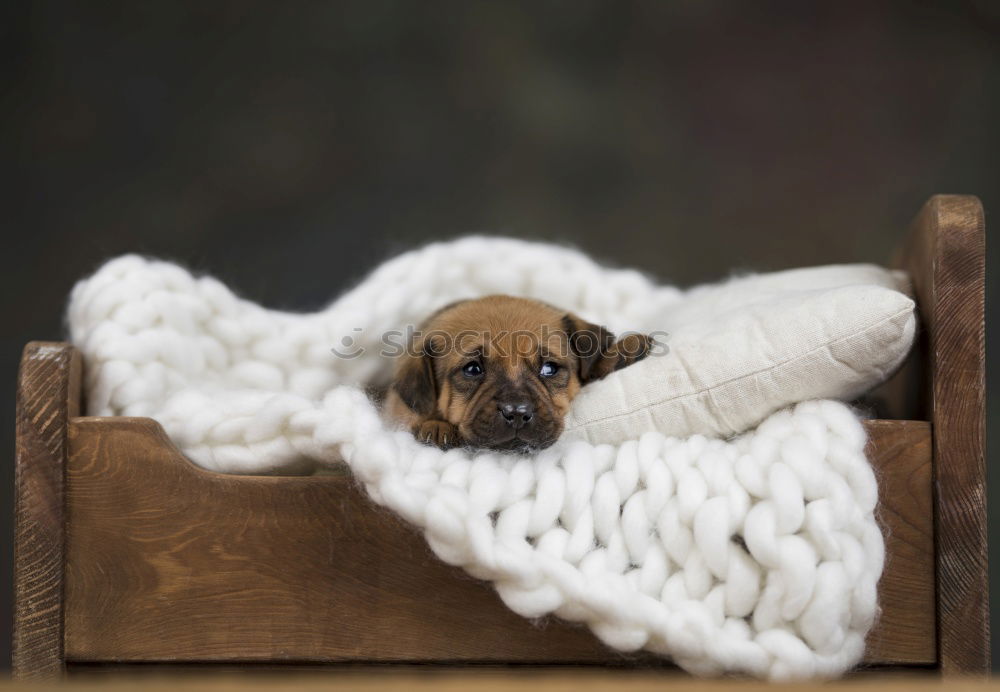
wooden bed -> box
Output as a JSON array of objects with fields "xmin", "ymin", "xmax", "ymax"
[{"xmin": 12, "ymin": 195, "xmax": 988, "ymax": 680}]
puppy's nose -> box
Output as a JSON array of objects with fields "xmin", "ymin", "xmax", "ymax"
[{"xmin": 498, "ymin": 401, "xmax": 534, "ymax": 429}]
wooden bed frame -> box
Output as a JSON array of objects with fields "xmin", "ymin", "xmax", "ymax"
[{"xmin": 12, "ymin": 195, "xmax": 988, "ymax": 679}]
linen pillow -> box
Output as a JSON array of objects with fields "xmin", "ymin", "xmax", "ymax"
[{"xmin": 563, "ymin": 265, "xmax": 915, "ymax": 444}]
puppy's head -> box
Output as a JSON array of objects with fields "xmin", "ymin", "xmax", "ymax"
[{"xmin": 393, "ymin": 295, "xmax": 621, "ymax": 452}]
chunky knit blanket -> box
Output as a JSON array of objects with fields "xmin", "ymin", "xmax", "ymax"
[{"xmin": 67, "ymin": 240, "xmax": 884, "ymax": 680}]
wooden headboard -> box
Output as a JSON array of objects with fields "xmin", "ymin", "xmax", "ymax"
[{"xmin": 889, "ymin": 195, "xmax": 988, "ymax": 672}]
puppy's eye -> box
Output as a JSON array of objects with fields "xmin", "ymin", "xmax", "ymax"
[
  {"xmin": 462, "ymin": 361, "xmax": 484, "ymax": 377},
  {"xmin": 539, "ymin": 361, "xmax": 560, "ymax": 377}
]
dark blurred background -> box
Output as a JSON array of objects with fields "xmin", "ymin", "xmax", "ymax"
[{"xmin": 4, "ymin": 0, "xmax": 998, "ymax": 672}]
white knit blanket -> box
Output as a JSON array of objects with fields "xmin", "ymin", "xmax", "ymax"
[{"xmin": 67, "ymin": 240, "xmax": 884, "ymax": 680}]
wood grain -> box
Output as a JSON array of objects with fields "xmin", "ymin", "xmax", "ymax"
[
  {"xmin": 896, "ymin": 195, "xmax": 989, "ymax": 674},
  {"xmin": 13, "ymin": 342, "xmax": 81, "ymax": 679},
  {"xmin": 64, "ymin": 415, "xmax": 934, "ymax": 667},
  {"xmin": 65, "ymin": 418, "xmax": 632, "ymax": 664},
  {"xmin": 862, "ymin": 420, "xmax": 935, "ymax": 664}
]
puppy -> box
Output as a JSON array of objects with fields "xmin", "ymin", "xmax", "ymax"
[{"xmin": 384, "ymin": 295, "xmax": 652, "ymax": 451}]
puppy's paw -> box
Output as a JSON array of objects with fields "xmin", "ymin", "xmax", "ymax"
[{"xmin": 415, "ymin": 420, "xmax": 462, "ymax": 449}]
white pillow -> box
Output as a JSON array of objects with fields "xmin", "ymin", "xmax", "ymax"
[{"xmin": 563, "ymin": 265, "xmax": 915, "ymax": 444}]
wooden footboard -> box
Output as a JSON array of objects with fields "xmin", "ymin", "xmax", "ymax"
[
  {"xmin": 60, "ymin": 415, "xmax": 931, "ymax": 667},
  {"xmin": 13, "ymin": 195, "xmax": 987, "ymax": 679}
]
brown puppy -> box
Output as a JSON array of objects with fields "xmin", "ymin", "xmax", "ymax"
[{"xmin": 384, "ymin": 295, "xmax": 652, "ymax": 452}]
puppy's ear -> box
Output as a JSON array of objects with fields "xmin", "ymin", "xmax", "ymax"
[
  {"xmin": 562, "ymin": 314, "xmax": 617, "ymax": 383},
  {"xmin": 392, "ymin": 343, "xmax": 438, "ymax": 416}
]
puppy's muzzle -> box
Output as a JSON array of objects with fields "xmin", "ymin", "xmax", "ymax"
[{"xmin": 498, "ymin": 400, "xmax": 534, "ymax": 430}]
